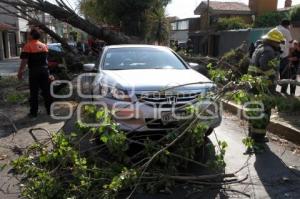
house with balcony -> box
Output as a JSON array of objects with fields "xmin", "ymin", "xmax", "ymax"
[
  {"xmin": 169, "ymin": 17, "xmax": 201, "ymax": 45},
  {"xmin": 190, "ymin": 1, "xmax": 254, "ymax": 56}
]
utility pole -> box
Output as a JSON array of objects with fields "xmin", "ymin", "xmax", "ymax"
[{"xmin": 207, "ymin": 0, "xmax": 211, "ymax": 56}]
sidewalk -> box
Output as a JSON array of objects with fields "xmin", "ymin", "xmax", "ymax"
[
  {"xmin": 0, "ymin": 102, "xmax": 76, "ymax": 198},
  {"xmin": 223, "ymin": 100, "xmax": 300, "ymax": 145},
  {"xmin": 0, "ymin": 58, "xmax": 20, "ymax": 76}
]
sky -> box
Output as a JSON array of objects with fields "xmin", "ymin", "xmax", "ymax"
[{"xmin": 166, "ymin": 0, "xmax": 300, "ymax": 18}]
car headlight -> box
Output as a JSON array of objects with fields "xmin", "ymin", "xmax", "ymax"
[
  {"xmin": 100, "ymin": 85, "xmax": 131, "ymax": 101},
  {"xmin": 205, "ymin": 84, "xmax": 217, "ymax": 94}
]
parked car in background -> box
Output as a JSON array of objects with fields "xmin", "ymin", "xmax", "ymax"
[
  {"xmin": 84, "ymin": 45, "xmax": 221, "ymax": 135},
  {"xmin": 47, "ymin": 43, "xmax": 73, "ymax": 94}
]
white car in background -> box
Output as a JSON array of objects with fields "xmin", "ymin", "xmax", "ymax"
[{"xmin": 83, "ymin": 45, "xmax": 221, "ymax": 135}]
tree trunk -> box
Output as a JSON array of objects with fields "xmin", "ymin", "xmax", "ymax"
[
  {"xmin": 0, "ymin": 0, "xmax": 139, "ymax": 44},
  {"xmin": 32, "ymin": 20, "xmax": 75, "ymax": 53}
]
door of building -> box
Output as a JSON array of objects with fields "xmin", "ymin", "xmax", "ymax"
[
  {"xmin": 2, "ymin": 32, "xmax": 8, "ymax": 58},
  {"xmin": 8, "ymin": 32, "xmax": 17, "ymax": 57}
]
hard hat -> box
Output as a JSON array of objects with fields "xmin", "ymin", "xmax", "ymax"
[{"xmin": 262, "ymin": 29, "xmax": 285, "ymax": 44}]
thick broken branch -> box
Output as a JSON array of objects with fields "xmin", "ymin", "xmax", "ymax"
[
  {"xmin": 0, "ymin": 0, "xmax": 138, "ymax": 44},
  {"xmin": 0, "ymin": 4, "xmax": 74, "ymax": 53}
]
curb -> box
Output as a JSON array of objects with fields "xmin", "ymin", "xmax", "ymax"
[{"xmin": 222, "ymin": 100, "xmax": 300, "ymax": 145}]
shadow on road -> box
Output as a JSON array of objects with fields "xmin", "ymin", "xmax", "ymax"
[
  {"xmin": 254, "ymin": 144, "xmax": 300, "ymax": 198},
  {"xmin": 0, "ymin": 111, "xmax": 65, "ymax": 139}
]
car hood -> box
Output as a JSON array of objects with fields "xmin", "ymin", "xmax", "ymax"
[{"xmin": 101, "ymin": 69, "xmax": 213, "ymax": 92}]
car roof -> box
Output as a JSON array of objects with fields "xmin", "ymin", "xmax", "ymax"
[{"xmin": 106, "ymin": 44, "xmax": 170, "ymax": 50}]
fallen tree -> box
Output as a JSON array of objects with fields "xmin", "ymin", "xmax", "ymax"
[
  {"xmin": 6, "ymin": 80, "xmax": 254, "ymax": 198},
  {"xmin": 0, "ymin": 0, "xmax": 137, "ymax": 44}
]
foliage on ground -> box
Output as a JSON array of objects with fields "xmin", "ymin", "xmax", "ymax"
[
  {"xmin": 0, "ymin": 76, "xmax": 21, "ymax": 89},
  {"xmin": 0, "ymin": 76, "xmax": 29, "ymax": 105},
  {"xmin": 12, "ymin": 103, "xmax": 228, "ymax": 198},
  {"xmin": 4, "ymin": 91, "xmax": 28, "ymax": 104}
]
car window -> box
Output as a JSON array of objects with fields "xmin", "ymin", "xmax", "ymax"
[
  {"xmin": 103, "ymin": 47, "xmax": 187, "ymax": 70},
  {"xmin": 47, "ymin": 44, "xmax": 63, "ymax": 52}
]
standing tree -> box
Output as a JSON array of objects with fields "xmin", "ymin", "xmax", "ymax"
[
  {"xmin": 145, "ymin": 3, "xmax": 170, "ymax": 44},
  {"xmin": 80, "ymin": 0, "xmax": 171, "ymax": 41}
]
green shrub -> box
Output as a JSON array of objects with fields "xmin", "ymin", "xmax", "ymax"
[
  {"xmin": 254, "ymin": 11, "xmax": 289, "ymax": 28},
  {"xmin": 0, "ymin": 76, "xmax": 20, "ymax": 88},
  {"xmin": 290, "ymin": 6, "xmax": 300, "ymax": 22},
  {"xmin": 276, "ymin": 96, "xmax": 300, "ymax": 112},
  {"xmin": 216, "ymin": 17, "xmax": 250, "ymax": 31},
  {"xmin": 5, "ymin": 91, "xmax": 27, "ymax": 104}
]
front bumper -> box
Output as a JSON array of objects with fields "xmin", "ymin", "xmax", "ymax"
[{"xmin": 92, "ymin": 97, "xmax": 222, "ymax": 132}]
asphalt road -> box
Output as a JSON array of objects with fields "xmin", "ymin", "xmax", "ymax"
[
  {"xmin": 0, "ymin": 112, "xmax": 300, "ymax": 199},
  {"xmin": 0, "ymin": 59, "xmax": 20, "ymax": 76},
  {"xmin": 134, "ymin": 114, "xmax": 300, "ymax": 199},
  {"xmin": 212, "ymin": 114, "xmax": 300, "ymax": 199}
]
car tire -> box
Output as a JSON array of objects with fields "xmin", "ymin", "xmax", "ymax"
[{"xmin": 205, "ymin": 127, "xmax": 214, "ymax": 137}]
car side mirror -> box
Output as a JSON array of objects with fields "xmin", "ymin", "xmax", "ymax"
[{"xmin": 83, "ymin": 63, "xmax": 96, "ymax": 72}]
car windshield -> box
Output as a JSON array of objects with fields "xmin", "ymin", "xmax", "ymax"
[{"xmin": 103, "ymin": 47, "xmax": 187, "ymax": 70}]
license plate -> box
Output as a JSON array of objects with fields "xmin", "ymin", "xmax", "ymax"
[{"xmin": 161, "ymin": 111, "xmax": 189, "ymax": 123}]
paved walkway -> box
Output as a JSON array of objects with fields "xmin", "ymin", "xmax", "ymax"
[
  {"xmin": 0, "ymin": 104, "xmax": 71, "ymax": 199},
  {"xmin": 0, "ymin": 58, "xmax": 20, "ymax": 76}
]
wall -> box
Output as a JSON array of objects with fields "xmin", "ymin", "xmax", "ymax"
[
  {"xmin": 170, "ymin": 30, "xmax": 189, "ymax": 42},
  {"xmin": 291, "ymin": 27, "xmax": 300, "ymax": 41},
  {"xmin": 217, "ymin": 28, "xmax": 271, "ymax": 56},
  {"xmin": 0, "ymin": 3, "xmax": 18, "ymax": 27},
  {"xmin": 189, "ymin": 18, "xmax": 201, "ymax": 32},
  {"xmin": 0, "ymin": 3, "xmax": 19, "ymax": 60},
  {"xmin": 217, "ymin": 29, "xmax": 250, "ymax": 56}
]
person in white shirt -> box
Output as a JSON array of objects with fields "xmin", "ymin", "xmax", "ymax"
[{"xmin": 276, "ymin": 19, "xmax": 293, "ymax": 94}]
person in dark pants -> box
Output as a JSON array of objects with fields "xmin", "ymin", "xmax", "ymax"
[
  {"xmin": 248, "ymin": 29, "xmax": 284, "ymax": 143},
  {"xmin": 17, "ymin": 29, "xmax": 52, "ymax": 118},
  {"xmin": 288, "ymin": 40, "xmax": 300, "ymax": 95},
  {"xmin": 276, "ymin": 19, "xmax": 293, "ymax": 94}
]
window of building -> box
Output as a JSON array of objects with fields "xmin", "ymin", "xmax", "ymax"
[
  {"xmin": 177, "ymin": 20, "xmax": 189, "ymax": 30},
  {"xmin": 20, "ymin": 32, "xmax": 28, "ymax": 44},
  {"xmin": 171, "ymin": 22, "xmax": 177, "ymax": 30}
]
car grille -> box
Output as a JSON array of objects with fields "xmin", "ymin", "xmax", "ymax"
[
  {"xmin": 145, "ymin": 119, "xmax": 181, "ymax": 129},
  {"xmin": 136, "ymin": 92, "xmax": 201, "ymax": 108}
]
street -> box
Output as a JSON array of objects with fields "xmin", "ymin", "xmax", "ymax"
[
  {"xmin": 0, "ymin": 59, "xmax": 20, "ymax": 76},
  {"xmin": 213, "ymin": 114, "xmax": 300, "ymax": 199},
  {"xmin": 1, "ymin": 0, "xmax": 300, "ymax": 198},
  {"xmin": 1, "ymin": 110, "xmax": 299, "ymax": 199}
]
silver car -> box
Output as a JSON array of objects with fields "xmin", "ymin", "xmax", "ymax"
[{"xmin": 83, "ymin": 45, "xmax": 221, "ymax": 134}]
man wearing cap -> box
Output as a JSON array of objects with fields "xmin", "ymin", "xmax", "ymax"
[
  {"xmin": 276, "ymin": 20, "xmax": 293, "ymax": 94},
  {"xmin": 247, "ymin": 29, "xmax": 285, "ymax": 143},
  {"xmin": 17, "ymin": 29, "xmax": 52, "ymax": 118}
]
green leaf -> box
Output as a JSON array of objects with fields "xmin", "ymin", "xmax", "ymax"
[
  {"xmin": 101, "ymin": 135, "xmax": 109, "ymax": 143},
  {"xmin": 0, "ymin": 164, "xmax": 7, "ymax": 172}
]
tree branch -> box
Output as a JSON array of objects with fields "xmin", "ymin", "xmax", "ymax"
[{"xmin": 0, "ymin": 0, "xmax": 138, "ymax": 44}]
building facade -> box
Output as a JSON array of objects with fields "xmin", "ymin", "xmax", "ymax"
[
  {"xmin": 0, "ymin": 2, "xmax": 24, "ymax": 60},
  {"xmin": 169, "ymin": 17, "xmax": 201, "ymax": 44}
]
